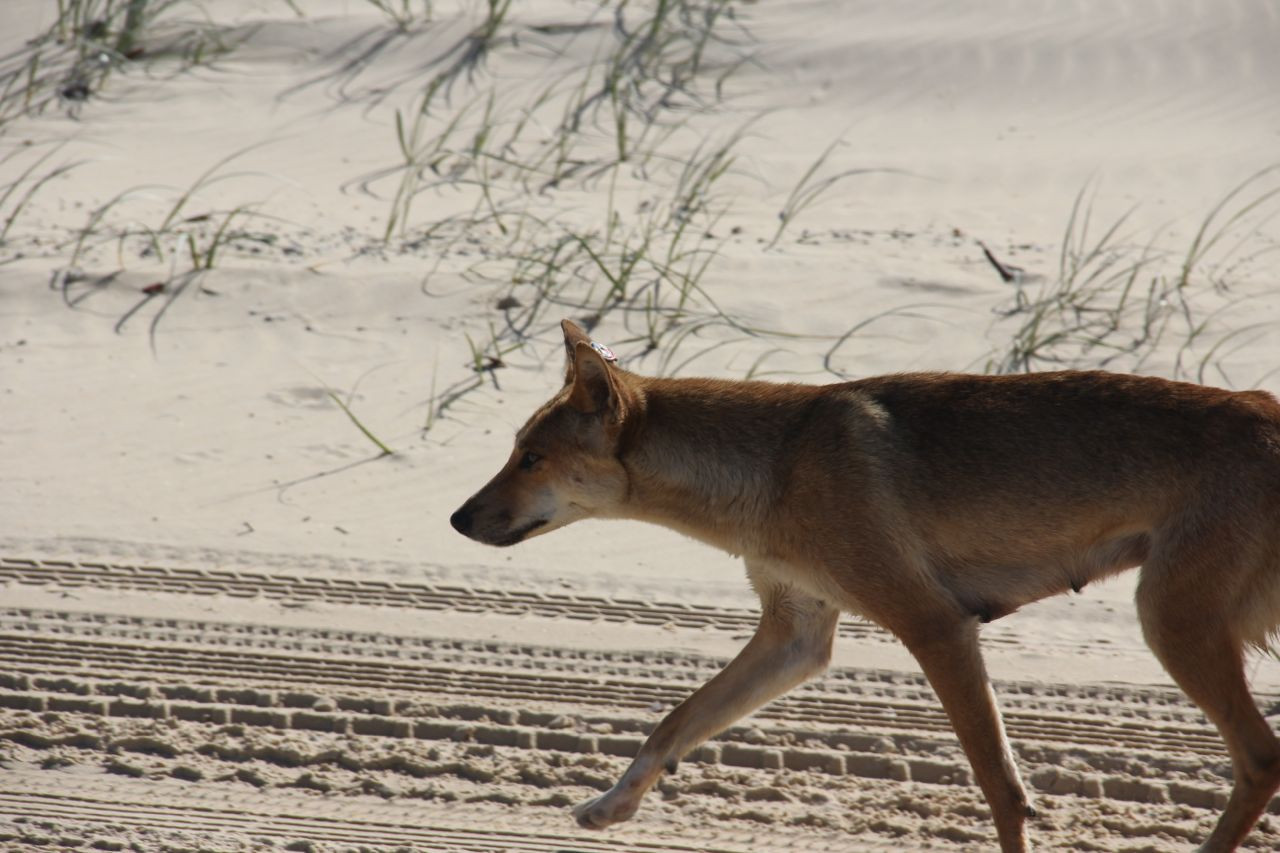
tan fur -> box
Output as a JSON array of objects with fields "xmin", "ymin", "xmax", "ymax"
[{"xmin": 450, "ymin": 319, "xmax": 1280, "ymax": 852}]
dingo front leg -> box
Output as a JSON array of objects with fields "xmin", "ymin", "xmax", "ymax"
[
  {"xmin": 901, "ymin": 615, "xmax": 1032, "ymax": 853},
  {"xmin": 573, "ymin": 571, "xmax": 839, "ymax": 829}
]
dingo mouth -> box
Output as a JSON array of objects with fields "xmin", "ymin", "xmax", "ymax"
[{"xmin": 491, "ymin": 518, "xmax": 548, "ymax": 547}]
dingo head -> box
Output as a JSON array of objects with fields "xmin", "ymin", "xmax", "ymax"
[{"xmin": 449, "ymin": 319, "xmax": 637, "ymax": 547}]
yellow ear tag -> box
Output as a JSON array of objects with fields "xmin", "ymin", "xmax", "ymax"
[{"xmin": 590, "ymin": 341, "xmax": 617, "ymax": 362}]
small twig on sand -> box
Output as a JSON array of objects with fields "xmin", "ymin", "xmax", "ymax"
[{"xmin": 978, "ymin": 240, "xmax": 1022, "ymax": 284}]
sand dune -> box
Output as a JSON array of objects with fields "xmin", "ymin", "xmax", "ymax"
[{"xmin": 2, "ymin": 0, "xmax": 1279, "ymax": 850}]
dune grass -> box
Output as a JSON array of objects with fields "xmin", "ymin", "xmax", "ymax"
[
  {"xmin": 389, "ymin": 0, "xmax": 769, "ymax": 428},
  {"xmin": 326, "ymin": 389, "xmax": 396, "ymax": 457},
  {"xmin": 986, "ymin": 169, "xmax": 1280, "ymax": 381},
  {"xmin": 47, "ymin": 144, "xmax": 278, "ymax": 352},
  {"xmin": 12, "ymin": 0, "xmax": 889, "ymax": 411},
  {"xmin": 10, "ymin": 0, "xmax": 1275, "ymax": 439},
  {"xmin": 61, "ymin": 146, "xmax": 267, "ymax": 275},
  {"xmin": 363, "ymin": 0, "xmax": 433, "ymax": 32},
  {"xmin": 0, "ymin": 0, "xmax": 230, "ymax": 130},
  {"xmin": 392, "ymin": 1, "xmax": 1277, "ymax": 433},
  {"xmin": 765, "ymin": 138, "xmax": 885, "ymax": 250},
  {"xmin": 0, "ymin": 142, "xmax": 84, "ymax": 247}
]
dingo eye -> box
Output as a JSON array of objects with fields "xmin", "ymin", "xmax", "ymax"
[{"xmin": 519, "ymin": 451, "xmax": 541, "ymax": 470}]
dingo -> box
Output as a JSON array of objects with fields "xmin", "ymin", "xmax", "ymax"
[{"xmin": 450, "ymin": 319, "xmax": 1280, "ymax": 852}]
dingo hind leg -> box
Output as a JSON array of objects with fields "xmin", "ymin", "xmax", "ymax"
[
  {"xmin": 1136, "ymin": 521, "xmax": 1280, "ymax": 852},
  {"xmin": 573, "ymin": 561, "xmax": 839, "ymax": 829}
]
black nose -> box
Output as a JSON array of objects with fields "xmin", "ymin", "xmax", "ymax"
[{"xmin": 450, "ymin": 506, "xmax": 473, "ymax": 535}]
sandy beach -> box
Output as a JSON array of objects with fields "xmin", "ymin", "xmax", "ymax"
[{"xmin": 3, "ymin": 0, "xmax": 1280, "ymax": 849}]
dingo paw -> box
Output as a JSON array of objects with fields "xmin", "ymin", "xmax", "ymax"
[{"xmin": 572, "ymin": 791, "xmax": 639, "ymax": 829}]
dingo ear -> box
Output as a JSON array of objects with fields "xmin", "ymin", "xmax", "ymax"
[
  {"xmin": 561, "ymin": 319, "xmax": 592, "ymax": 381},
  {"xmin": 568, "ymin": 340, "xmax": 620, "ymax": 417}
]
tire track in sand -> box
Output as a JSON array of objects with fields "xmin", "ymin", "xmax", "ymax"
[
  {"xmin": 0, "ymin": 606, "xmax": 1262, "ymax": 812},
  {"xmin": 0, "ymin": 554, "xmax": 1148, "ymax": 656},
  {"xmin": 0, "ymin": 619, "xmax": 1231, "ymax": 760},
  {"xmin": 3, "ymin": 553, "xmax": 1277, "ymax": 851},
  {"xmin": 0, "ymin": 784, "xmax": 761, "ymax": 853}
]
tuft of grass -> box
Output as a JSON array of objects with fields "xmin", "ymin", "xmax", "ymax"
[
  {"xmin": 116, "ymin": 0, "xmax": 153, "ymax": 57},
  {"xmin": 180, "ymin": 203, "xmax": 258, "ymax": 271},
  {"xmin": 0, "ymin": 0, "xmax": 232, "ymax": 129},
  {"xmin": 987, "ymin": 170, "xmax": 1280, "ymax": 379},
  {"xmin": 108, "ymin": 147, "xmax": 261, "ymax": 251},
  {"xmin": 423, "ymin": 352, "xmax": 441, "ymax": 432},
  {"xmin": 364, "ymin": 0, "xmax": 433, "ymax": 32},
  {"xmin": 765, "ymin": 138, "xmax": 882, "ymax": 250},
  {"xmin": 53, "ymin": 147, "xmax": 275, "ymax": 346},
  {"xmin": 1174, "ymin": 165, "xmax": 1280, "ymax": 292},
  {"xmin": 0, "ymin": 142, "xmax": 85, "ymax": 246},
  {"xmin": 375, "ymin": 0, "xmax": 749, "ymax": 242},
  {"xmin": 369, "ymin": 1, "xmax": 952, "ymax": 423},
  {"xmin": 326, "ymin": 390, "xmax": 395, "ymax": 457},
  {"xmin": 375, "ymin": 1, "xmax": 762, "ymax": 425},
  {"xmin": 988, "ymin": 184, "xmax": 1169, "ymax": 375}
]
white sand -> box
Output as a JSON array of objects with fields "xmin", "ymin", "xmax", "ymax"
[{"xmin": 2, "ymin": 1, "xmax": 1279, "ymax": 850}]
